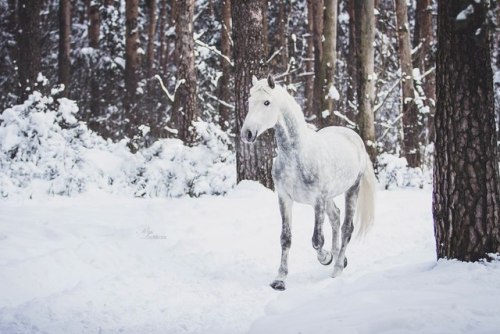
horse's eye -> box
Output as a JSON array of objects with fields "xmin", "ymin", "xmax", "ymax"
[{"xmin": 264, "ymin": 100, "xmax": 270, "ymax": 106}]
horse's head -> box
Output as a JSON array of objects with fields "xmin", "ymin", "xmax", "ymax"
[{"xmin": 241, "ymin": 75, "xmax": 280, "ymax": 143}]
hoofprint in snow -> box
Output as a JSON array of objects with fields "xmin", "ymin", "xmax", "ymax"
[{"xmin": 1, "ymin": 182, "xmax": 499, "ymax": 333}]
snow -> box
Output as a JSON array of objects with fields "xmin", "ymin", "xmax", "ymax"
[
  {"xmin": 0, "ymin": 92, "xmax": 235, "ymax": 199},
  {"xmin": 377, "ymin": 152, "xmax": 428, "ymax": 189},
  {"xmin": 1, "ymin": 182, "xmax": 499, "ymax": 333},
  {"xmin": 327, "ymin": 85, "xmax": 340, "ymax": 101},
  {"xmin": 456, "ymin": 5, "xmax": 474, "ymax": 21}
]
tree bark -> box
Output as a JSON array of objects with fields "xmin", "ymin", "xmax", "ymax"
[
  {"xmin": 433, "ymin": 0, "xmax": 500, "ymax": 261},
  {"xmin": 146, "ymin": 0, "xmax": 157, "ymax": 79},
  {"xmin": 274, "ymin": 0, "xmax": 289, "ymax": 79},
  {"xmin": 414, "ymin": 0, "xmax": 436, "ymax": 144},
  {"xmin": 318, "ymin": 0, "xmax": 338, "ymax": 127},
  {"xmin": 171, "ymin": 0, "xmax": 197, "ymax": 144},
  {"xmin": 354, "ymin": 0, "xmax": 377, "ymax": 162},
  {"xmin": 233, "ymin": 0, "xmax": 275, "ymax": 189},
  {"xmin": 158, "ymin": 0, "xmax": 169, "ymax": 76},
  {"xmin": 8, "ymin": 0, "xmax": 17, "ymax": 30},
  {"xmin": 88, "ymin": 3, "xmax": 100, "ymax": 52},
  {"xmin": 304, "ymin": 0, "xmax": 315, "ymax": 120},
  {"xmin": 58, "ymin": 0, "xmax": 71, "ymax": 97},
  {"xmin": 311, "ymin": 0, "xmax": 324, "ymax": 127},
  {"xmin": 6, "ymin": 0, "xmax": 18, "ymax": 102},
  {"xmin": 17, "ymin": 0, "xmax": 41, "ymax": 102},
  {"xmin": 262, "ymin": 0, "xmax": 269, "ymax": 57},
  {"xmin": 124, "ymin": 0, "xmax": 140, "ymax": 134},
  {"xmin": 395, "ymin": 0, "xmax": 421, "ymax": 167},
  {"xmin": 88, "ymin": 1, "xmax": 100, "ymax": 127},
  {"xmin": 346, "ymin": 0, "xmax": 357, "ymax": 124},
  {"xmin": 218, "ymin": 0, "xmax": 232, "ymax": 131}
]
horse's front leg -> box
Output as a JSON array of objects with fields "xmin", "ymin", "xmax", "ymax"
[
  {"xmin": 313, "ymin": 199, "xmax": 333, "ymax": 266},
  {"xmin": 270, "ymin": 195, "xmax": 293, "ymax": 291}
]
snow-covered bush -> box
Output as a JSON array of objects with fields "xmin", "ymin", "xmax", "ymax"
[
  {"xmin": 377, "ymin": 152, "xmax": 431, "ymax": 190},
  {"xmin": 0, "ymin": 92, "xmax": 235, "ymax": 199}
]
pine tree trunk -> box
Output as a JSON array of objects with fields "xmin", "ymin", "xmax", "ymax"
[
  {"xmin": 8, "ymin": 0, "xmax": 16, "ymax": 34},
  {"xmin": 124, "ymin": 0, "xmax": 140, "ymax": 139},
  {"xmin": 168, "ymin": 1, "xmax": 177, "ymax": 72},
  {"xmin": 171, "ymin": 0, "xmax": 197, "ymax": 144},
  {"xmin": 346, "ymin": 0, "xmax": 357, "ymax": 124},
  {"xmin": 274, "ymin": 0, "xmax": 289, "ymax": 80},
  {"xmin": 354, "ymin": 0, "xmax": 377, "ymax": 162},
  {"xmin": 233, "ymin": 0, "xmax": 275, "ymax": 189},
  {"xmin": 146, "ymin": 0, "xmax": 157, "ymax": 79},
  {"xmin": 311, "ymin": 0, "xmax": 324, "ymax": 127},
  {"xmin": 433, "ymin": 0, "xmax": 500, "ymax": 261},
  {"xmin": 159, "ymin": 0, "xmax": 174, "ymax": 79},
  {"xmin": 496, "ymin": 0, "xmax": 500, "ymax": 140},
  {"xmin": 58, "ymin": 0, "xmax": 71, "ymax": 97},
  {"xmin": 318, "ymin": 0, "xmax": 338, "ymax": 127},
  {"xmin": 217, "ymin": 0, "xmax": 232, "ymax": 131},
  {"xmin": 304, "ymin": 0, "xmax": 314, "ymax": 120},
  {"xmin": 414, "ymin": 0, "xmax": 436, "ymax": 144},
  {"xmin": 158, "ymin": 0, "xmax": 169, "ymax": 76},
  {"xmin": 88, "ymin": 1, "xmax": 101, "ymax": 129},
  {"xmin": 395, "ymin": 0, "xmax": 421, "ymax": 168},
  {"xmin": 262, "ymin": 0, "xmax": 269, "ymax": 57},
  {"xmin": 17, "ymin": 0, "xmax": 41, "ymax": 102},
  {"xmin": 6, "ymin": 0, "xmax": 18, "ymax": 108}
]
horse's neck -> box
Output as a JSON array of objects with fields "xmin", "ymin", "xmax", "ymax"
[{"xmin": 274, "ymin": 91, "xmax": 309, "ymax": 153}]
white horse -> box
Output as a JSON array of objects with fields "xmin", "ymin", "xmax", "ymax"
[{"xmin": 241, "ymin": 75, "xmax": 376, "ymax": 291}]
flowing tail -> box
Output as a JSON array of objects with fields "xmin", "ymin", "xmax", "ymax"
[{"xmin": 355, "ymin": 154, "xmax": 376, "ymax": 237}]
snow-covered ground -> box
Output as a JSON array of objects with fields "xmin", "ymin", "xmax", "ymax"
[{"xmin": 0, "ymin": 182, "xmax": 499, "ymax": 334}]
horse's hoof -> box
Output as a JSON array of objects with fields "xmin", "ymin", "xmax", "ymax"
[
  {"xmin": 270, "ymin": 280, "xmax": 286, "ymax": 291},
  {"xmin": 344, "ymin": 257, "xmax": 348, "ymax": 268},
  {"xmin": 331, "ymin": 265, "xmax": 343, "ymax": 278},
  {"xmin": 318, "ymin": 251, "xmax": 333, "ymax": 266}
]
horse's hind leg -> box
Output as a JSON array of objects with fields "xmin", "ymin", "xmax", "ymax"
[
  {"xmin": 312, "ymin": 199, "xmax": 333, "ymax": 266},
  {"xmin": 332, "ymin": 179, "xmax": 360, "ymax": 278},
  {"xmin": 326, "ymin": 200, "xmax": 341, "ymax": 263},
  {"xmin": 270, "ymin": 195, "xmax": 293, "ymax": 291}
]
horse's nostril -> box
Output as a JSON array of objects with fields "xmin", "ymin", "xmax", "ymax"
[{"xmin": 246, "ymin": 130, "xmax": 253, "ymax": 141}]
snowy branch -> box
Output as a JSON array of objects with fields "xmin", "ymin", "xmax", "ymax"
[
  {"xmin": 266, "ymin": 47, "xmax": 284, "ymax": 64},
  {"xmin": 420, "ymin": 66, "xmax": 435, "ymax": 80},
  {"xmin": 297, "ymin": 71, "xmax": 315, "ymax": 77},
  {"xmin": 275, "ymin": 58, "xmax": 298, "ymax": 80},
  {"xmin": 194, "ymin": 39, "xmax": 233, "ymax": 67},
  {"xmin": 379, "ymin": 114, "xmax": 404, "ymax": 141},
  {"xmin": 193, "ymin": 2, "xmax": 210, "ymax": 22},
  {"xmin": 374, "ymin": 79, "xmax": 400, "ymax": 113},
  {"xmin": 411, "ymin": 42, "xmax": 423, "ymax": 56},
  {"xmin": 205, "ymin": 92, "xmax": 235, "ymax": 110},
  {"xmin": 154, "ymin": 75, "xmax": 185, "ymax": 103},
  {"xmin": 333, "ymin": 110, "xmax": 357, "ymax": 127}
]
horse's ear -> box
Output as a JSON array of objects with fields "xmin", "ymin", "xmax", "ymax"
[
  {"xmin": 252, "ymin": 75, "xmax": 258, "ymax": 86},
  {"xmin": 267, "ymin": 74, "xmax": 275, "ymax": 89}
]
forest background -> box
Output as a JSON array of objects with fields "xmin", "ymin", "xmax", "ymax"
[{"xmin": 0, "ymin": 0, "xmax": 499, "ymax": 198}]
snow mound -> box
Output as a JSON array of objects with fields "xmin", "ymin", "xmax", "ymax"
[
  {"xmin": 377, "ymin": 152, "xmax": 429, "ymax": 189},
  {"xmin": 0, "ymin": 92, "xmax": 235, "ymax": 199}
]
